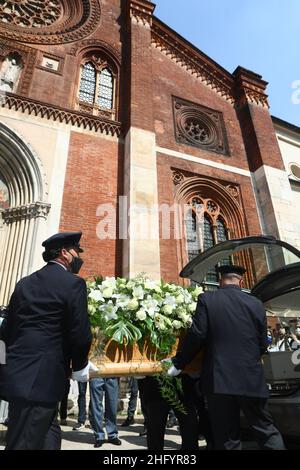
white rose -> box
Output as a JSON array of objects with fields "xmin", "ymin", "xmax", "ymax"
[
  {"xmin": 127, "ymin": 299, "xmax": 139, "ymax": 311},
  {"xmin": 162, "ymin": 304, "xmax": 173, "ymax": 316},
  {"xmin": 102, "ymin": 287, "xmax": 114, "ymax": 298},
  {"xmin": 175, "ymin": 294, "xmax": 184, "ymax": 304},
  {"xmin": 136, "ymin": 309, "xmax": 147, "ymax": 321},
  {"xmin": 172, "ymin": 320, "xmax": 182, "ymax": 329}
]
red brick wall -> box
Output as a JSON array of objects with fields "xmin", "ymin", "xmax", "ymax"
[
  {"xmin": 59, "ymin": 131, "xmax": 124, "ymax": 279},
  {"xmin": 157, "ymin": 152, "xmax": 262, "ymax": 284},
  {"xmin": 151, "ymin": 48, "xmax": 250, "ymax": 171},
  {"xmin": 236, "ymin": 102, "xmax": 285, "ymax": 172},
  {"xmin": 25, "ymin": 0, "xmax": 123, "ymax": 109}
]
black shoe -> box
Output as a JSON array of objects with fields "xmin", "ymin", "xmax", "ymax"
[
  {"xmin": 139, "ymin": 427, "xmax": 147, "ymax": 437},
  {"xmin": 121, "ymin": 417, "xmax": 135, "ymax": 427},
  {"xmin": 107, "ymin": 437, "xmax": 122, "ymax": 446},
  {"xmin": 94, "ymin": 439, "xmax": 105, "ymax": 448}
]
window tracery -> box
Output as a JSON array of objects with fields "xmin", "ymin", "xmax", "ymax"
[
  {"xmin": 0, "ymin": 0, "xmax": 101, "ymax": 45},
  {"xmin": 185, "ymin": 196, "xmax": 231, "ymax": 287},
  {"xmin": 173, "ymin": 97, "xmax": 229, "ymax": 155},
  {"xmin": 0, "ymin": 0, "xmax": 62, "ymax": 28},
  {"xmin": 78, "ymin": 56, "xmax": 117, "ymax": 120}
]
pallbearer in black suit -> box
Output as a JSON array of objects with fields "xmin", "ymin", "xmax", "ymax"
[
  {"xmin": 0, "ymin": 232, "xmax": 92, "ymax": 450},
  {"xmin": 169, "ymin": 265, "xmax": 285, "ymax": 450}
]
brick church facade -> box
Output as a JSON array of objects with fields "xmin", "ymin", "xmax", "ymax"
[{"xmin": 0, "ymin": 0, "xmax": 299, "ymax": 305}]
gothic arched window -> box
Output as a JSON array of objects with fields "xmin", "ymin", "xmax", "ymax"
[
  {"xmin": 185, "ymin": 197, "xmax": 231, "ymax": 288},
  {"xmin": 78, "ymin": 57, "xmax": 116, "ymax": 119}
]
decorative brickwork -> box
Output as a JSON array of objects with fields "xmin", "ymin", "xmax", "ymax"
[
  {"xmin": 0, "ymin": 0, "xmax": 101, "ymax": 44},
  {"xmin": 128, "ymin": 0, "xmax": 155, "ymax": 27},
  {"xmin": 152, "ymin": 18, "xmax": 235, "ymax": 104},
  {"xmin": 0, "ymin": 92, "xmax": 122, "ymax": 137},
  {"xmin": 173, "ymin": 96, "xmax": 229, "ymax": 156},
  {"xmin": 234, "ymin": 66, "xmax": 269, "ymax": 109},
  {"xmin": 70, "ymin": 39, "xmax": 121, "ymax": 63}
]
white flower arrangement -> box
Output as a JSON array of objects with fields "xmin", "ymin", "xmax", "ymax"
[{"xmin": 87, "ymin": 275, "xmax": 203, "ymax": 356}]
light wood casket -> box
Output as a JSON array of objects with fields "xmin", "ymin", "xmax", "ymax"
[{"xmin": 89, "ymin": 335, "xmax": 203, "ymax": 378}]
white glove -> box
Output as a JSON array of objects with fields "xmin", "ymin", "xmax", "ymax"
[
  {"xmin": 167, "ymin": 365, "xmax": 182, "ymax": 377},
  {"xmin": 72, "ymin": 361, "xmax": 98, "ymax": 382},
  {"xmin": 88, "ymin": 361, "xmax": 99, "ymax": 372}
]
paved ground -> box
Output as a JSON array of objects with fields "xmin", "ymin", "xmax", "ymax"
[{"xmin": 0, "ymin": 416, "xmax": 208, "ymax": 450}]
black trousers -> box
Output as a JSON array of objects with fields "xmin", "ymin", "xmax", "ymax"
[
  {"xmin": 59, "ymin": 379, "xmax": 70, "ymax": 421},
  {"xmin": 206, "ymin": 393, "xmax": 286, "ymax": 450},
  {"xmin": 5, "ymin": 399, "xmax": 61, "ymax": 450},
  {"xmin": 139, "ymin": 376, "xmax": 199, "ymax": 451}
]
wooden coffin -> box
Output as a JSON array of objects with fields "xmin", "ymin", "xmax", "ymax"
[{"xmin": 89, "ymin": 335, "xmax": 203, "ymax": 378}]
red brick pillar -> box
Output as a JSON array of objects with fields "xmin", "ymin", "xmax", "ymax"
[{"xmin": 234, "ymin": 67, "xmax": 294, "ymax": 243}]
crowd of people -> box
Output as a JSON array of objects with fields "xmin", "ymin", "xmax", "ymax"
[{"xmin": 0, "ymin": 231, "xmax": 288, "ymax": 450}]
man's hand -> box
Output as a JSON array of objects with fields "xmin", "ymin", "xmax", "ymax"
[
  {"xmin": 72, "ymin": 361, "xmax": 99, "ymax": 382},
  {"xmin": 161, "ymin": 358, "xmax": 182, "ymax": 376},
  {"xmin": 88, "ymin": 361, "xmax": 99, "ymax": 372},
  {"xmin": 167, "ymin": 365, "xmax": 182, "ymax": 377}
]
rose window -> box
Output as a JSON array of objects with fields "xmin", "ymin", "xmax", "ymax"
[
  {"xmin": 173, "ymin": 97, "xmax": 229, "ymax": 155},
  {"xmin": 0, "ymin": 0, "xmax": 101, "ymax": 44},
  {"xmin": 0, "ymin": 0, "xmax": 62, "ymax": 28}
]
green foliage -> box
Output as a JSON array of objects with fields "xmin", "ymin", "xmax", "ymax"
[{"xmin": 154, "ymin": 363, "xmax": 187, "ymax": 416}]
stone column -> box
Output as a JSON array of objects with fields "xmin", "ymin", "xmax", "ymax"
[
  {"xmin": 0, "ymin": 202, "xmax": 50, "ymax": 305},
  {"xmin": 122, "ymin": 0, "xmax": 161, "ymax": 280}
]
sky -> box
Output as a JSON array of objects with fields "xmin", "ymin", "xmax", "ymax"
[{"xmin": 154, "ymin": 0, "xmax": 300, "ymax": 126}]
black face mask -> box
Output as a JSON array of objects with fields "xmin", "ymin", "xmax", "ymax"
[{"xmin": 68, "ymin": 253, "xmax": 84, "ymax": 274}]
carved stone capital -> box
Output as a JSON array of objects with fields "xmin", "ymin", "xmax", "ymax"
[{"xmin": 1, "ymin": 202, "xmax": 51, "ymax": 224}]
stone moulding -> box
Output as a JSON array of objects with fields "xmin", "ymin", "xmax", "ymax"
[
  {"xmin": 0, "ymin": 92, "xmax": 122, "ymax": 137},
  {"xmin": 1, "ymin": 202, "xmax": 51, "ymax": 224}
]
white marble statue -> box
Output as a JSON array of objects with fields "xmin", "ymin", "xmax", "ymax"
[{"xmin": 0, "ymin": 56, "xmax": 22, "ymax": 92}]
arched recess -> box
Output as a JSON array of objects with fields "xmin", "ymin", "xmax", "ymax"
[
  {"xmin": 174, "ymin": 176, "xmax": 253, "ymax": 288},
  {"xmin": 73, "ymin": 43, "xmax": 121, "ymax": 121},
  {"xmin": 0, "ymin": 122, "xmax": 50, "ymax": 305}
]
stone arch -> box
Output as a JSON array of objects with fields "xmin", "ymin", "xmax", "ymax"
[
  {"xmin": 0, "ymin": 122, "xmax": 50, "ymax": 305},
  {"xmin": 73, "ymin": 42, "xmax": 121, "ymax": 120},
  {"xmin": 175, "ymin": 177, "xmax": 246, "ymax": 238},
  {"xmin": 174, "ymin": 176, "xmax": 253, "ymax": 287}
]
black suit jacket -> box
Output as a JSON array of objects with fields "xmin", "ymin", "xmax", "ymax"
[
  {"xmin": 173, "ymin": 285, "xmax": 269, "ymax": 398},
  {"xmin": 0, "ymin": 263, "xmax": 92, "ymax": 403}
]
